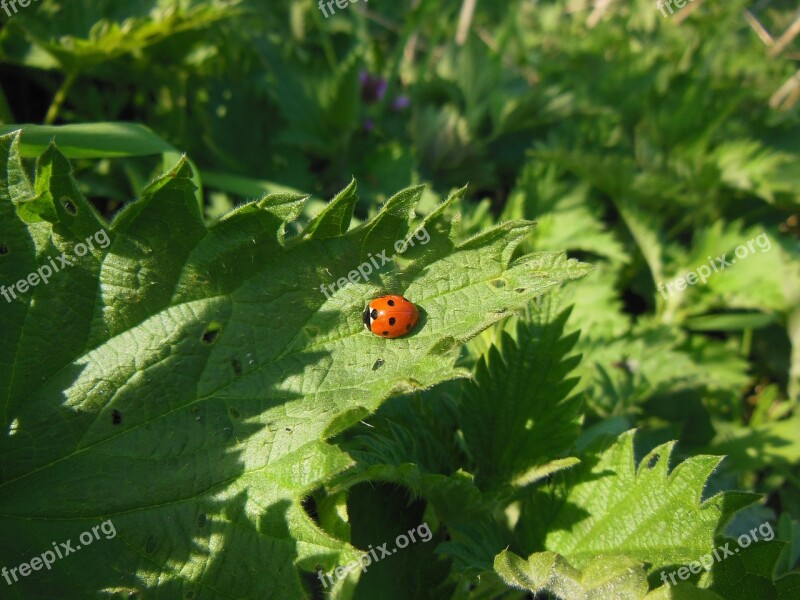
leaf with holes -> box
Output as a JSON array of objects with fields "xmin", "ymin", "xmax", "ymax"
[
  {"xmin": 514, "ymin": 430, "xmax": 758, "ymax": 575},
  {"xmin": 0, "ymin": 131, "xmax": 590, "ymax": 599}
]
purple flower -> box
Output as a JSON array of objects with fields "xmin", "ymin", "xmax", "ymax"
[
  {"xmin": 359, "ymin": 71, "xmax": 387, "ymax": 103},
  {"xmin": 363, "ymin": 118, "xmax": 375, "ymax": 132},
  {"xmin": 391, "ymin": 95, "xmax": 410, "ymax": 111}
]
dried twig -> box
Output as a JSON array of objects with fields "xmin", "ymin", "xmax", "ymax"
[
  {"xmin": 769, "ymin": 10, "xmax": 800, "ymax": 57},
  {"xmin": 456, "ymin": 0, "xmax": 477, "ymax": 45},
  {"xmin": 743, "ymin": 9, "xmax": 775, "ymax": 47}
]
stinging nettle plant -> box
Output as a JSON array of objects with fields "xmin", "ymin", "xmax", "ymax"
[{"xmin": 0, "ymin": 130, "xmax": 795, "ymax": 599}]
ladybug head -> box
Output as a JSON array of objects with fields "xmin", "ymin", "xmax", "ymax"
[{"xmin": 362, "ymin": 306, "xmax": 372, "ymax": 329}]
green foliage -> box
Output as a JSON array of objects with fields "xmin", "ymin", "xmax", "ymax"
[
  {"xmin": 515, "ymin": 431, "xmax": 755, "ymax": 571},
  {"xmin": 0, "ymin": 131, "xmax": 587, "ymax": 597},
  {"xmin": 1, "ymin": 0, "xmax": 799, "ymax": 598},
  {"xmin": 495, "ymin": 550, "xmax": 652, "ymax": 600},
  {"xmin": 459, "ymin": 308, "xmax": 583, "ymax": 491}
]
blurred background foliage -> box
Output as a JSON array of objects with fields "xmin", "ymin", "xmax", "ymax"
[{"xmin": 2, "ymin": 0, "xmax": 800, "ymax": 595}]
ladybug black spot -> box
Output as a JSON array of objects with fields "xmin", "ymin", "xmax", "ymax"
[
  {"xmin": 387, "ymin": 299, "xmax": 395, "ymax": 306},
  {"xmin": 389, "ymin": 317, "xmax": 396, "ymax": 326},
  {"xmin": 382, "ymin": 331, "xmax": 389, "ymax": 336},
  {"xmin": 371, "ymin": 308, "xmax": 378, "ymax": 319}
]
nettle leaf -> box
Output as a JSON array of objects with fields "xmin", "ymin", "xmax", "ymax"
[
  {"xmin": 271, "ymin": 51, "xmax": 362, "ymax": 157},
  {"xmin": 502, "ymin": 161, "xmax": 629, "ymax": 266},
  {"xmin": 714, "ymin": 140, "xmax": 798, "ymax": 204},
  {"xmin": 494, "ymin": 549, "xmax": 650, "ymax": 600},
  {"xmin": 666, "ymin": 221, "xmax": 795, "ymax": 317},
  {"xmin": 576, "ymin": 321, "xmax": 749, "ymax": 418},
  {"xmin": 0, "ymin": 131, "xmax": 589, "ymax": 598},
  {"xmin": 703, "ymin": 538, "xmax": 800, "ymax": 600},
  {"xmin": 460, "ymin": 307, "xmax": 583, "ymax": 491},
  {"xmin": 2, "ymin": 0, "xmax": 240, "ymax": 71},
  {"xmin": 332, "ymin": 393, "xmax": 492, "ymax": 530},
  {"xmin": 515, "ymin": 430, "xmax": 758, "ymax": 573}
]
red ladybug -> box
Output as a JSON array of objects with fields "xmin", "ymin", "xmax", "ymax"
[{"xmin": 363, "ymin": 295, "xmax": 419, "ymax": 338}]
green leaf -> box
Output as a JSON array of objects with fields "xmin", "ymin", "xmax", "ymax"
[
  {"xmin": 0, "ymin": 122, "xmax": 178, "ymax": 159},
  {"xmin": 0, "ymin": 122, "xmax": 202, "ymax": 205},
  {"xmin": 709, "ymin": 415, "xmax": 800, "ymax": 473},
  {"xmin": 683, "ymin": 312, "xmax": 777, "ymax": 332},
  {"xmin": 503, "ymin": 160, "xmax": 629, "ymax": 265},
  {"xmin": 0, "ymin": 131, "xmax": 589, "ymax": 598},
  {"xmin": 644, "ymin": 583, "xmax": 724, "ymax": 599},
  {"xmin": 494, "ymin": 549, "xmax": 650, "ymax": 599},
  {"xmin": 515, "ymin": 430, "xmax": 758, "ymax": 572},
  {"xmin": 714, "ymin": 140, "xmax": 798, "ymax": 204},
  {"xmin": 0, "ymin": 1, "xmax": 240, "ymax": 71},
  {"xmin": 575, "ymin": 321, "xmax": 749, "ymax": 418},
  {"xmin": 460, "ymin": 307, "xmax": 583, "ymax": 491},
  {"xmin": 703, "ymin": 539, "xmax": 800, "ymax": 600}
]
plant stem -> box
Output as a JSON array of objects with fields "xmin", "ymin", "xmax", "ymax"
[{"xmin": 44, "ymin": 70, "xmax": 78, "ymax": 125}]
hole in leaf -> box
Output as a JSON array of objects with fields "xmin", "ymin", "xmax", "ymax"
[
  {"xmin": 231, "ymin": 358, "xmax": 242, "ymax": 375},
  {"xmin": 646, "ymin": 455, "xmax": 658, "ymax": 469},
  {"xmin": 201, "ymin": 321, "xmax": 222, "ymax": 344},
  {"xmin": 145, "ymin": 535, "xmax": 157, "ymax": 554},
  {"xmin": 489, "ymin": 279, "xmax": 506, "ymax": 288},
  {"xmin": 111, "ymin": 409, "xmax": 122, "ymax": 425},
  {"xmin": 301, "ymin": 495, "xmax": 320, "ymax": 524},
  {"xmin": 196, "ymin": 513, "xmax": 207, "ymax": 528},
  {"xmin": 61, "ymin": 197, "xmax": 78, "ymax": 215},
  {"xmin": 372, "ymin": 358, "xmax": 385, "ymax": 370},
  {"xmin": 0, "ymin": 245, "xmax": 8, "ymax": 256}
]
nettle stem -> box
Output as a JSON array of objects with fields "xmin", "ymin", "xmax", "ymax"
[{"xmin": 44, "ymin": 70, "xmax": 79, "ymax": 125}]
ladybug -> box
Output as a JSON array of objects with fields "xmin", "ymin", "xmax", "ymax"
[{"xmin": 363, "ymin": 295, "xmax": 419, "ymax": 338}]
